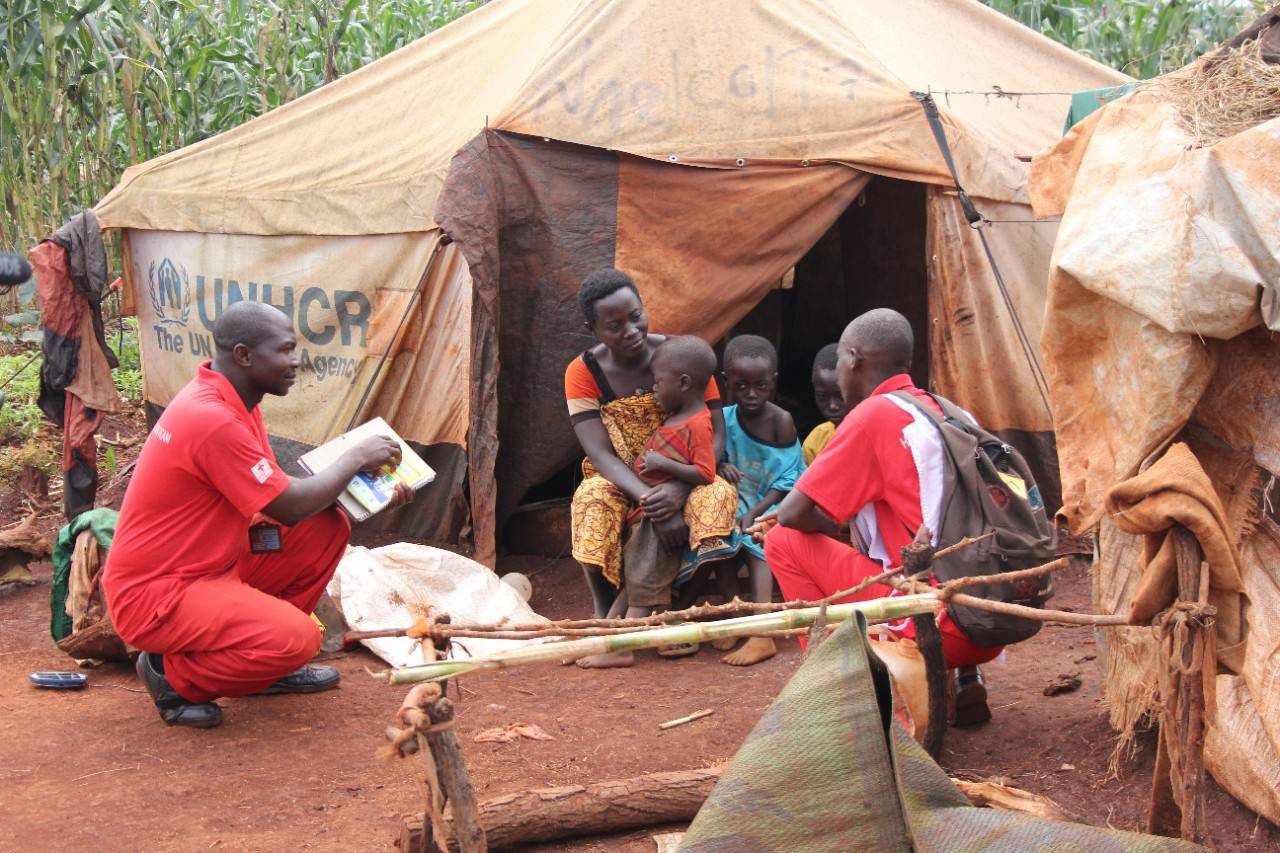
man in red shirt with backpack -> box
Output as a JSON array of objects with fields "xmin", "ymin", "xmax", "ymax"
[
  {"xmin": 762, "ymin": 309, "xmax": 1002, "ymax": 725},
  {"xmin": 103, "ymin": 301, "xmax": 409, "ymax": 728}
]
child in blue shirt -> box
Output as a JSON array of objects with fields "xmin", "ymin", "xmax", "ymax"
[{"xmin": 717, "ymin": 334, "xmax": 806, "ymax": 666}]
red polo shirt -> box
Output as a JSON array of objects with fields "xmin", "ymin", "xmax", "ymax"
[
  {"xmin": 103, "ymin": 362, "xmax": 292, "ymax": 641},
  {"xmin": 797, "ymin": 373, "xmax": 946, "ymax": 564},
  {"xmin": 795, "ymin": 374, "xmax": 997, "ymax": 663}
]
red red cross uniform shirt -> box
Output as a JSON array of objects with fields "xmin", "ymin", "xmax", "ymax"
[
  {"xmin": 795, "ymin": 373, "xmax": 995, "ymax": 663},
  {"xmin": 102, "ymin": 362, "xmax": 292, "ymax": 642}
]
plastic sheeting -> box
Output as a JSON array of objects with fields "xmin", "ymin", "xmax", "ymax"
[
  {"xmin": 1033, "ymin": 69, "xmax": 1280, "ymax": 825},
  {"xmin": 327, "ymin": 543, "xmax": 548, "ymax": 668}
]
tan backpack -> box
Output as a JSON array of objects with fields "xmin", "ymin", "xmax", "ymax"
[{"xmin": 891, "ymin": 391, "xmax": 1056, "ymax": 647}]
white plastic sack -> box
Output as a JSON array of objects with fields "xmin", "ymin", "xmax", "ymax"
[{"xmin": 328, "ymin": 543, "xmax": 549, "ymax": 667}]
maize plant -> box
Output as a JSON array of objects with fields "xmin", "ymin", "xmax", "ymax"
[
  {"xmin": 1, "ymin": 0, "xmax": 483, "ymax": 267},
  {"xmin": 984, "ymin": 0, "xmax": 1267, "ymax": 79}
]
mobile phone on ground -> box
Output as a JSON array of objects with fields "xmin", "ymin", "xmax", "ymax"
[{"xmin": 29, "ymin": 671, "xmax": 88, "ymax": 690}]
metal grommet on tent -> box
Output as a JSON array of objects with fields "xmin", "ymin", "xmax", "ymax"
[
  {"xmin": 801, "ymin": 159, "xmax": 811, "ymax": 167},
  {"xmin": 668, "ymin": 154, "xmax": 679, "ymax": 162},
  {"xmin": 735, "ymin": 158, "xmax": 745, "ymax": 167}
]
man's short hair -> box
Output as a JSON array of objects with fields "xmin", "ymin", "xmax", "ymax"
[
  {"xmin": 212, "ymin": 301, "xmax": 290, "ymax": 353},
  {"xmin": 812, "ymin": 342, "xmax": 839, "ymax": 374},
  {"xmin": 654, "ymin": 335, "xmax": 716, "ymax": 389},
  {"xmin": 578, "ymin": 268, "xmax": 640, "ymax": 325},
  {"xmin": 843, "ymin": 308, "xmax": 913, "ymax": 368},
  {"xmin": 723, "ymin": 334, "xmax": 778, "ymax": 372}
]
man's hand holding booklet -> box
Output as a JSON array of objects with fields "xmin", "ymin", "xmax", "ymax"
[{"xmin": 299, "ymin": 417, "xmax": 435, "ymax": 522}]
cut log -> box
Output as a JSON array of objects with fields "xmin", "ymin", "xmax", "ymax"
[
  {"xmin": 396, "ymin": 766, "xmax": 1074, "ymax": 851},
  {"xmin": 398, "ymin": 767, "xmax": 724, "ymax": 851}
]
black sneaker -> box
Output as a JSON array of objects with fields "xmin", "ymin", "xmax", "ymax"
[
  {"xmin": 953, "ymin": 665, "xmax": 992, "ymax": 727},
  {"xmin": 135, "ymin": 652, "xmax": 222, "ymax": 728},
  {"xmin": 256, "ymin": 664, "xmax": 340, "ymax": 695}
]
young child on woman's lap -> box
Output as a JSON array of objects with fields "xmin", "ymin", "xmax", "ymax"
[
  {"xmin": 717, "ymin": 334, "xmax": 805, "ymax": 666},
  {"xmin": 616, "ymin": 335, "xmax": 720, "ymax": 619},
  {"xmin": 632, "ymin": 335, "xmax": 718, "ymax": 492}
]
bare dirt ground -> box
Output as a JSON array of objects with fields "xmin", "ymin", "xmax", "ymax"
[{"xmin": 0, "ymin": 421, "xmax": 1274, "ymax": 851}]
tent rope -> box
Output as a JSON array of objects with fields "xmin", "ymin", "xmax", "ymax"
[
  {"xmin": 344, "ymin": 237, "xmax": 447, "ymax": 432},
  {"xmin": 911, "ymin": 91, "xmax": 1054, "ymax": 421}
]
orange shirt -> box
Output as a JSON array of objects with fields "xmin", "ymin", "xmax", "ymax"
[
  {"xmin": 631, "ymin": 408, "xmax": 716, "ymax": 485},
  {"xmin": 564, "ymin": 349, "xmax": 720, "ymax": 423}
]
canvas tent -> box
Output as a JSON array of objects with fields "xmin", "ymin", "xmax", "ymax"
[
  {"xmin": 1029, "ymin": 13, "xmax": 1280, "ymax": 827},
  {"xmin": 93, "ymin": 0, "xmax": 1125, "ymax": 564}
]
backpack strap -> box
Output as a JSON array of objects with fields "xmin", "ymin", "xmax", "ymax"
[{"xmin": 890, "ymin": 390, "xmax": 978, "ymax": 437}]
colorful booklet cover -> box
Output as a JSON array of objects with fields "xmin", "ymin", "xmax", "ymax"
[{"xmin": 298, "ymin": 417, "xmax": 435, "ymax": 522}]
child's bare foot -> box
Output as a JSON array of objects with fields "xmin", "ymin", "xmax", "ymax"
[
  {"xmin": 722, "ymin": 636, "xmax": 776, "ymax": 666},
  {"xmin": 711, "ymin": 637, "xmax": 739, "ymax": 651},
  {"xmin": 575, "ymin": 651, "xmax": 636, "ymax": 669},
  {"xmin": 657, "ymin": 641, "xmax": 700, "ymax": 658}
]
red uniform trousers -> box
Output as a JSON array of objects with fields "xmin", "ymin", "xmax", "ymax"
[
  {"xmin": 128, "ymin": 509, "xmax": 351, "ymax": 703},
  {"xmin": 764, "ymin": 525, "xmax": 1001, "ymax": 669}
]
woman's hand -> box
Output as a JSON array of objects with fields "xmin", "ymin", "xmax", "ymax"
[
  {"xmin": 640, "ymin": 480, "xmax": 691, "ymax": 522},
  {"xmin": 718, "ymin": 461, "xmax": 744, "ymax": 485}
]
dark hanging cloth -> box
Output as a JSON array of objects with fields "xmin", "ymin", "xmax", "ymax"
[
  {"xmin": 30, "ymin": 210, "xmax": 119, "ymax": 521},
  {"xmin": 36, "ymin": 210, "xmax": 116, "ymax": 426}
]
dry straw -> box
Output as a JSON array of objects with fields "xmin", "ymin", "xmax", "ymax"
[{"xmin": 1154, "ymin": 36, "xmax": 1280, "ymax": 147}]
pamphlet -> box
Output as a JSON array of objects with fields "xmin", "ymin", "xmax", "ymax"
[{"xmin": 298, "ymin": 417, "xmax": 435, "ymax": 522}]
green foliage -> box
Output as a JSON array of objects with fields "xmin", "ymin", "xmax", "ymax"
[
  {"xmin": 0, "ymin": 318, "xmax": 142, "ymax": 449},
  {"xmin": 1, "ymin": 0, "xmax": 485, "ymax": 259},
  {"xmin": 0, "ymin": 351, "xmax": 46, "ymax": 444},
  {"xmin": 985, "ymin": 0, "xmax": 1269, "ymax": 78}
]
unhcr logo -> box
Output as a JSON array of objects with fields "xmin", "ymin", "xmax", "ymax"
[
  {"xmin": 148, "ymin": 257, "xmax": 192, "ymax": 327},
  {"xmin": 144, "ymin": 255, "xmax": 371, "ymax": 385}
]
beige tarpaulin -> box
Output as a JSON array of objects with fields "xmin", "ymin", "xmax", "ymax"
[
  {"xmin": 1032, "ymin": 68, "xmax": 1280, "ymax": 823},
  {"xmin": 1034, "ymin": 95, "xmax": 1280, "ymax": 530},
  {"xmin": 96, "ymin": 0, "xmax": 1124, "ymax": 237},
  {"xmin": 926, "ymin": 189, "xmax": 1055, "ymax": 435},
  {"xmin": 93, "ymin": 0, "xmax": 1125, "ymax": 559}
]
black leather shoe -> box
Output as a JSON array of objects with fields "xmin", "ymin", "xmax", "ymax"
[
  {"xmin": 257, "ymin": 664, "xmax": 340, "ymax": 695},
  {"xmin": 952, "ymin": 665, "xmax": 992, "ymax": 727},
  {"xmin": 135, "ymin": 651, "xmax": 222, "ymax": 728}
]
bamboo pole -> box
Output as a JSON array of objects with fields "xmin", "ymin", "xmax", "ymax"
[{"xmin": 377, "ymin": 595, "xmax": 940, "ymax": 685}]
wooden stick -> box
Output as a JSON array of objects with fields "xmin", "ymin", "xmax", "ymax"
[
  {"xmin": 892, "ymin": 576, "xmax": 1125, "ymax": 626},
  {"xmin": 658, "ymin": 708, "xmax": 714, "ymax": 730},
  {"xmin": 1151, "ymin": 526, "xmax": 1209, "ymax": 844},
  {"xmin": 945, "ymin": 591, "xmax": 1126, "ymax": 626},
  {"xmin": 912, "ymin": 612, "xmax": 948, "ymax": 760},
  {"xmin": 424, "ymin": 697, "xmax": 486, "ymax": 853},
  {"xmin": 939, "ymin": 557, "xmax": 1069, "ymax": 592}
]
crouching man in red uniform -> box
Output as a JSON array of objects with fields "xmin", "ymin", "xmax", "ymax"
[
  {"xmin": 758, "ymin": 308, "xmax": 1001, "ymax": 725},
  {"xmin": 103, "ymin": 301, "xmax": 409, "ymax": 728}
]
